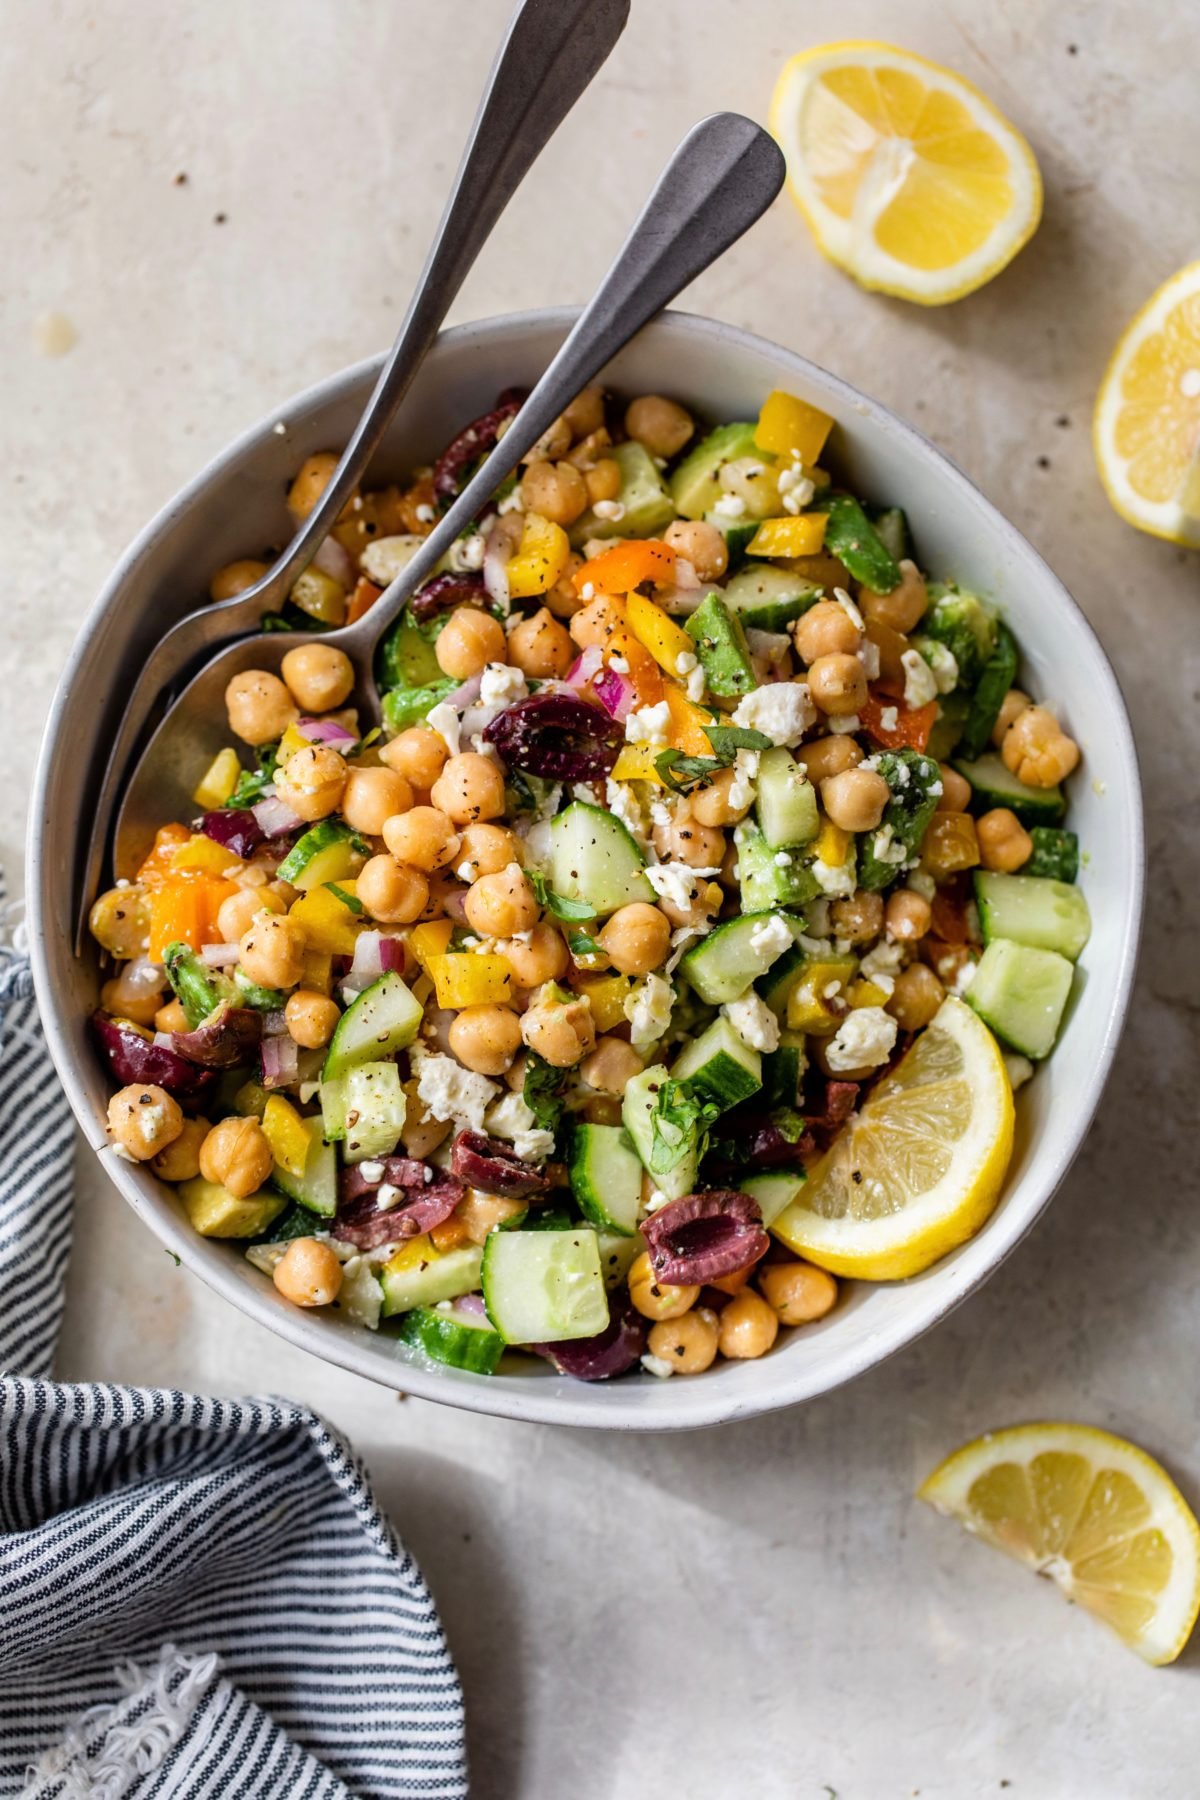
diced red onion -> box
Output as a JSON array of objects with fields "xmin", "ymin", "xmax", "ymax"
[
  {"xmin": 456, "ymin": 1293, "xmax": 489, "ymax": 1319},
  {"xmin": 104, "ymin": 954, "xmax": 165, "ymax": 1007},
  {"xmin": 297, "ymin": 716, "xmax": 357, "ymax": 748},
  {"xmin": 261, "ymin": 1034, "xmax": 300, "ymax": 1088},
  {"xmin": 422, "ymin": 1006, "xmax": 456, "ymax": 1054},
  {"xmin": 444, "ymin": 673, "xmax": 482, "ymax": 710},
  {"xmin": 200, "ymin": 942, "xmax": 242, "ymax": 967},
  {"xmin": 442, "ymin": 887, "xmax": 470, "ymax": 926},
  {"xmin": 482, "ymin": 513, "xmax": 523, "ymax": 609},
  {"xmin": 348, "ymin": 930, "xmax": 386, "ymax": 990},
  {"xmin": 640, "ymin": 1190, "xmax": 769, "ymax": 1285},
  {"xmin": 592, "ymin": 665, "xmax": 636, "ymax": 723},
  {"xmin": 312, "ymin": 534, "xmax": 355, "ymax": 588},
  {"xmin": 198, "ymin": 808, "xmax": 264, "ymax": 858},
  {"xmin": 565, "ymin": 646, "xmax": 603, "ymax": 688},
  {"xmin": 263, "ymin": 1009, "xmax": 289, "ymax": 1037},
  {"xmin": 379, "ymin": 936, "xmax": 406, "ymax": 973},
  {"xmin": 652, "ymin": 583, "xmax": 704, "ymax": 616},
  {"xmin": 672, "ymin": 557, "xmax": 701, "ymax": 589},
  {"xmin": 251, "ymin": 795, "xmax": 304, "ymax": 838}
]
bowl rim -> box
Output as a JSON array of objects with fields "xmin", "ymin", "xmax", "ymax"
[{"xmin": 28, "ymin": 305, "xmax": 1144, "ymax": 1430}]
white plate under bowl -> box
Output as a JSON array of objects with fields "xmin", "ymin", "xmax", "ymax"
[{"xmin": 28, "ymin": 309, "xmax": 1143, "ymax": 1430}]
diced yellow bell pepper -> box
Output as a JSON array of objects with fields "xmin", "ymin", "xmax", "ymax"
[
  {"xmin": 299, "ymin": 948, "xmax": 333, "ymax": 994},
  {"xmin": 170, "ymin": 833, "xmax": 248, "ymax": 878},
  {"xmin": 178, "ymin": 1177, "xmax": 286, "ymax": 1239},
  {"xmin": 191, "ymin": 746, "xmax": 242, "ymax": 811},
  {"xmin": 279, "ymin": 723, "xmax": 312, "ymax": 762},
  {"xmin": 847, "ymin": 978, "xmax": 890, "ymax": 1009},
  {"xmin": 747, "ymin": 515, "xmax": 829, "ymax": 559},
  {"xmin": 625, "ymin": 592, "xmax": 696, "ymax": 678},
  {"xmin": 384, "ymin": 1233, "xmax": 438, "ymax": 1277},
  {"xmin": 576, "ymin": 974, "xmax": 635, "ymax": 1032},
  {"xmin": 506, "ymin": 512, "xmax": 571, "ymax": 599},
  {"xmin": 426, "ymin": 953, "xmax": 516, "ymax": 1010},
  {"xmin": 813, "ymin": 817, "xmax": 852, "ymax": 869},
  {"xmin": 408, "ymin": 919, "xmax": 454, "ymax": 975},
  {"xmin": 786, "ymin": 960, "xmax": 858, "ymax": 1035},
  {"xmin": 261, "ymin": 1093, "xmax": 313, "ymax": 1179},
  {"xmin": 754, "ymin": 390, "xmax": 834, "ymax": 465},
  {"xmin": 288, "ymin": 883, "xmax": 362, "ymax": 955},
  {"xmin": 290, "ymin": 565, "xmax": 347, "ymax": 625},
  {"xmin": 663, "ymin": 683, "xmax": 717, "ymax": 755},
  {"xmin": 611, "ymin": 743, "xmax": 665, "ymax": 785}
]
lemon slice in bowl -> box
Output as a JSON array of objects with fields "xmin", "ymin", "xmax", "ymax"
[
  {"xmin": 920, "ymin": 1424, "xmax": 1200, "ymax": 1665},
  {"xmin": 769, "ymin": 41, "xmax": 1042, "ymax": 304},
  {"xmin": 1093, "ymin": 260, "xmax": 1200, "ymax": 548},
  {"xmin": 771, "ymin": 996, "xmax": 1014, "ymax": 1279}
]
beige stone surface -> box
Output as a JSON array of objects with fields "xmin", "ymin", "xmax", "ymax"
[{"xmin": 3, "ymin": 2, "xmax": 1199, "ymax": 1794}]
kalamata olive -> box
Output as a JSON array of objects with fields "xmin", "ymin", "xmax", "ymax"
[
  {"xmin": 433, "ymin": 394, "xmax": 525, "ymax": 501},
  {"xmin": 340, "ymin": 1156, "xmax": 431, "ymax": 1201},
  {"xmin": 450, "ymin": 1130, "xmax": 555, "ymax": 1198},
  {"xmin": 806, "ymin": 1080, "xmax": 860, "ymax": 1131},
  {"xmin": 483, "ymin": 692, "xmax": 623, "ymax": 780},
  {"xmin": 333, "ymin": 1168, "xmax": 464, "ymax": 1250},
  {"xmin": 409, "ymin": 571, "xmax": 488, "ymax": 624},
  {"xmin": 92, "ymin": 1012, "xmax": 216, "ymax": 1104},
  {"xmin": 197, "ymin": 809, "xmax": 264, "ymax": 860},
  {"xmin": 530, "ymin": 1299, "xmax": 643, "ymax": 1381},
  {"xmin": 170, "ymin": 1002, "xmax": 263, "ymax": 1069},
  {"xmin": 640, "ymin": 1190, "xmax": 769, "ymax": 1286}
]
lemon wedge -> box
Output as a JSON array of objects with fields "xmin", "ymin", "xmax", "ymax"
[
  {"xmin": 769, "ymin": 42, "xmax": 1042, "ymax": 304},
  {"xmin": 771, "ymin": 996, "xmax": 1013, "ymax": 1279},
  {"xmin": 920, "ymin": 1424, "xmax": 1200, "ymax": 1665},
  {"xmin": 1094, "ymin": 260, "xmax": 1200, "ymax": 548}
]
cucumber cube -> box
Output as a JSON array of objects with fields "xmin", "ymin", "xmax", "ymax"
[{"xmin": 968, "ymin": 938, "xmax": 1075, "ymax": 1060}]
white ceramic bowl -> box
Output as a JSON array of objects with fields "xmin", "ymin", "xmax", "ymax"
[{"xmin": 28, "ymin": 309, "xmax": 1143, "ymax": 1430}]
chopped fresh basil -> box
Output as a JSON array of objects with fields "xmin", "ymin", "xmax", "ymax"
[{"xmin": 527, "ymin": 869, "xmax": 596, "ymax": 923}]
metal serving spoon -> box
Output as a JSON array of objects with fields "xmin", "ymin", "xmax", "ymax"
[
  {"xmin": 109, "ymin": 113, "xmax": 786, "ymax": 887},
  {"xmin": 77, "ymin": 0, "xmax": 630, "ymax": 945}
]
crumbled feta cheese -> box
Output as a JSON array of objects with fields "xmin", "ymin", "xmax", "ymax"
[
  {"xmin": 712, "ymin": 493, "xmax": 746, "ymax": 520},
  {"xmin": 479, "ymin": 662, "xmax": 529, "ymax": 710},
  {"xmin": 773, "ymin": 850, "xmax": 792, "ymax": 868},
  {"xmin": 580, "ymin": 581, "xmax": 596, "ymax": 601},
  {"xmin": 1003, "ymin": 1053, "xmax": 1035, "ymax": 1092},
  {"xmin": 411, "ymin": 1045, "xmax": 499, "ymax": 1131},
  {"xmin": 731, "ymin": 681, "xmax": 815, "ymax": 747},
  {"xmin": 376, "ymin": 1183, "xmax": 403, "ymax": 1212},
  {"xmin": 666, "ymin": 924, "xmax": 707, "ymax": 972},
  {"xmin": 648, "ymin": 799, "xmax": 673, "ymax": 830},
  {"xmin": 833, "ymin": 586, "xmax": 865, "ymax": 631},
  {"xmin": 778, "ymin": 464, "xmax": 817, "ymax": 514},
  {"xmin": 748, "ymin": 913, "xmax": 795, "ymax": 959},
  {"xmin": 646, "ymin": 1188, "xmax": 671, "ymax": 1213},
  {"xmin": 426, "ymin": 702, "xmax": 462, "ymax": 756},
  {"xmin": 625, "ymin": 701, "xmax": 672, "ymax": 746},
  {"xmin": 361, "ymin": 536, "xmax": 420, "ymax": 584},
  {"xmin": 625, "ymin": 972, "xmax": 674, "ymax": 1048},
  {"xmin": 608, "ymin": 652, "xmax": 629, "ymax": 674},
  {"xmin": 455, "ymin": 859, "xmax": 479, "ymax": 883},
  {"xmin": 878, "ymin": 705, "xmax": 899, "ymax": 734},
  {"xmin": 592, "ymin": 499, "xmax": 625, "ymax": 523},
  {"xmin": 859, "ymin": 940, "xmax": 905, "ymax": 982},
  {"xmin": 825, "ymin": 1006, "xmax": 898, "ymax": 1073},
  {"xmin": 901, "ymin": 647, "xmax": 938, "ymax": 709},
  {"xmin": 870, "ymin": 824, "xmax": 908, "ymax": 867},
  {"xmin": 858, "ymin": 639, "xmax": 881, "ymax": 680},
  {"xmin": 727, "ymin": 748, "xmax": 760, "ymax": 810},
  {"xmin": 605, "ymin": 777, "xmax": 652, "ymax": 850},
  {"xmin": 415, "ymin": 503, "xmax": 435, "ymax": 524},
  {"xmin": 827, "ymin": 713, "xmax": 861, "ymax": 735},
  {"xmin": 357, "ymin": 1160, "xmax": 385, "ymax": 1185},
  {"xmin": 812, "ymin": 857, "xmax": 856, "ymax": 897},
  {"xmin": 686, "ymin": 664, "xmax": 707, "ymax": 704},
  {"xmin": 485, "ymin": 1090, "xmax": 555, "ymax": 1162},
  {"xmin": 908, "ymin": 868, "xmax": 937, "ymax": 901},
  {"xmin": 497, "ymin": 488, "xmax": 524, "ymax": 515},
  {"xmin": 641, "ymin": 1353, "xmax": 675, "ymax": 1379},
  {"xmin": 644, "ymin": 862, "xmax": 706, "ymax": 911},
  {"xmin": 924, "ymin": 641, "xmax": 959, "ymax": 694},
  {"xmin": 722, "ymin": 991, "xmax": 781, "ymax": 1053},
  {"xmin": 451, "ymin": 531, "xmax": 487, "ymax": 573},
  {"xmin": 674, "ymin": 650, "xmax": 698, "ymax": 676},
  {"xmin": 951, "ymin": 958, "xmax": 977, "ymax": 996}
]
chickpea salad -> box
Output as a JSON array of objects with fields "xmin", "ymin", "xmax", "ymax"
[{"xmin": 90, "ymin": 382, "xmax": 1091, "ymax": 1381}]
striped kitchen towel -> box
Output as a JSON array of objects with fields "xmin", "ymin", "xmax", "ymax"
[{"xmin": 0, "ymin": 910, "xmax": 468, "ymax": 1799}]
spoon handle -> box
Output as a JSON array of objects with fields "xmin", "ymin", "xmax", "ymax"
[{"xmin": 348, "ymin": 113, "xmax": 787, "ymax": 661}]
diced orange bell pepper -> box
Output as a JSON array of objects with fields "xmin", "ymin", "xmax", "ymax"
[
  {"xmin": 575, "ymin": 974, "xmax": 635, "ymax": 1032},
  {"xmin": 607, "ymin": 631, "xmax": 664, "ymax": 709},
  {"xmin": 408, "ymin": 919, "xmax": 455, "ymax": 976},
  {"xmin": 611, "ymin": 743, "xmax": 665, "ymax": 785},
  {"xmin": 859, "ymin": 693, "xmax": 937, "ymax": 753},
  {"xmin": 426, "ymin": 953, "xmax": 515, "ymax": 1010},
  {"xmin": 663, "ymin": 684, "xmax": 717, "ymax": 755},
  {"xmin": 754, "ymin": 389, "xmax": 834, "ymax": 465},
  {"xmin": 507, "ymin": 513, "xmax": 571, "ymax": 599},
  {"xmin": 747, "ymin": 515, "xmax": 828, "ymax": 558},
  {"xmin": 147, "ymin": 874, "xmax": 238, "ymax": 960},
  {"xmin": 287, "ymin": 883, "xmax": 362, "ymax": 956},
  {"xmin": 625, "ymin": 592, "xmax": 696, "ymax": 678},
  {"xmin": 261, "ymin": 1094, "xmax": 313, "ymax": 1179},
  {"xmin": 171, "ymin": 834, "xmax": 248, "ymax": 879},
  {"xmin": 346, "ymin": 577, "xmax": 383, "ymax": 624},
  {"xmin": 430, "ymin": 1214, "xmax": 474, "ymax": 1253},
  {"xmin": 574, "ymin": 538, "xmax": 676, "ymax": 596},
  {"xmin": 136, "ymin": 823, "xmax": 192, "ymax": 888}
]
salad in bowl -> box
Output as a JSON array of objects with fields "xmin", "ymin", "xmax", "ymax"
[{"xmin": 87, "ymin": 377, "xmax": 1091, "ymax": 1386}]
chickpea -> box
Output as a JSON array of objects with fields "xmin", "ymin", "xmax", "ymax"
[
  {"xmin": 430, "ymin": 752, "xmax": 507, "ymax": 825},
  {"xmin": 338, "ymin": 766, "xmax": 412, "ymax": 837},
  {"xmin": 151, "ymin": 1115, "xmax": 210, "ymax": 1183},
  {"xmin": 285, "ymin": 989, "xmax": 341, "ymax": 1049},
  {"xmin": 921, "ymin": 812, "xmax": 981, "ymax": 878},
  {"xmin": 808, "ymin": 649, "xmax": 869, "ymax": 718},
  {"xmin": 716, "ymin": 1289, "xmax": 779, "ymax": 1359},
  {"xmin": 382, "ymin": 805, "xmax": 460, "ymax": 872},
  {"xmin": 597, "ymin": 903, "xmax": 671, "ymax": 977},
  {"xmin": 545, "ymin": 551, "xmax": 585, "ymax": 620},
  {"xmin": 273, "ymin": 1237, "xmax": 344, "ymax": 1308},
  {"xmin": 760, "ymin": 1262, "xmax": 838, "ymax": 1326},
  {"xmin": 796, "ymin": 734, "xmax": 862, "ymax": 783},
  {"xmin": 286, "ymin": 451, "xmax": 340, "ymax": 521},
  {"xmin": 887, "ymin": 963, "xmax": 945, "ymax": 1031},
  {"xmin": 154, "ymin": 997, "xmax": 189, "ymax": 1034},
  {"xmin": 448, "ymin": 1004, "xmax": 522, "ymax": 1077},
  {"xmin": 356, "ymin": 855, "xmax": 429, "ymax": 925},
  {"xmin": 655, "ymin": 878, "xmax": 722, "ymax": 933},
  {"xmin": 400, "ymin": 1080, "xmax": 452, "ymax": 1160},
  {"xmin": 107, "ymin": 1084, "xmax": 184, "ymax": 1162},
  {"xmin": 937, "ymin": 762, "xmax": 972, "ymax": 813},
  {"xmin": 279, "ymin": 643, "xmax": 355, "ymax": 713},
  {"xmin": 456, "ymin": 822, "xmax": 523, "ymax": 881},
  {"xmin": 464, "ymin": 864, "xmax": 540, "ymax": 938},
  {"xmin": 210, "ymin": 558, "xmax": 269, "ymax": 603},
  {"xmin": 99, "ymin": 975, "xmax": 162, "ymax": 1028},
  {"xmin": 652, "ymin": 810, "xmax": 726, "ymax": 870},
  {"xmin": 584, "ymin": 459, "xmax": 623, "ymax": 506},
  {"xmin": 500, "ymin": 922, "xmax": 569, "ymax": 988},
  {"xmin": 520, "ymin": 992, "xmax": 595, "ymax": 1068},
  {"xmin": 563, "ymin": 384, "xmax": 606, "ymax": 438},
  {"xmin": 215, "ymin": 886, "xmax": 280, "ymax": 946},
  {"xmin": 435, "ymin": 607, "xmax": 506, "ymax": 680},
  {"xmin": 663, "ymin": 519, "xmax": 728, "ymax": 582},
  {"xmin": 624, "ymin": 394, "xmax": 694, "ymax": 460},
  {"xmin": 647, "ymin": 1308, "xmax": 720, "ymax": 1375},
  {"xmin": 520, "ymin": 460, "xmax": 589, "ymax": 527},
  {"xmin": 525, "ymin": 414, "xmax": 573, "ymax": 461},
  {"xmin": 506, "ymin": 606, "xmax": 573, "ymax": 678},
  {"xmin": 689, "ymin": 766, "xmax": 753, "ymax": 828},
  {"xmin": 1001, "ymin": 706, "xmax": 1080, "ymax": 787},
  {"xmin": 859, "ymin": 558, "xmax": 927, "ymax": 631},
  {"xmin": 829, "ymin": 889, "xmax": 885, "ymax": 944},
  {"xmin": 419, "ymin": 875, "xmax": 457, "ymax": 921},
  {"xmin": 569, "ymin": 595, "xmax": 626, "ymax": 650},
  {"xmin": 885, "ymin": 889, "xmax": 932, "ymax": 942},
  {"xmin": 992, "ymin": 687, "xmax": 1032, "ymax": 748},
  {"xmin": 239, "ymin": 913, "xmax": 305, "ymax": 988},
  {"xmin": 199, "ymin": 1113, "xmax": 273, "ymax": 1197},
  {"xmin": 225, "ymin": 669, "xmax": 297, "ymax": 746},
  {"xmin": 977, "ymin": 807, "xmax": 1034, "ymax": 872},
  {"xmin": 628, "ymin": 1250, "xmax": 698, "ymax": 1320},
  {"xmin": 380, "ymin": 726, "xmax": 449, "ymax": 789},
  {"xmin": 273, "ymin": 744, "xmax": 347, "ymax": 823},
  {"xmin": 580, "ymin": 1036, "xmax": 645, "ymax": 1094},
  {"xmin": 793, "ymin": 599, "xmax": 862, "ymax": 664},
  {"xmin": 820, "ymin": 767, "xmax": 890, "ymax": 832}
]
